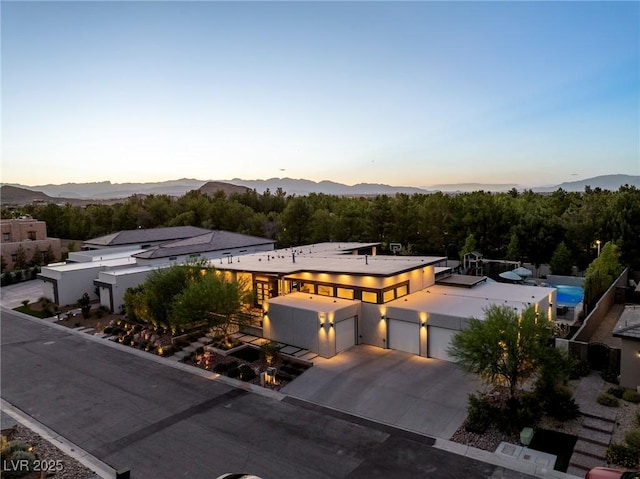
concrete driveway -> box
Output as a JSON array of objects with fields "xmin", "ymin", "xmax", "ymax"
[
  {"xmin": 0, "ymin": 280, "xmax": 45, "ymax": 309},
  {"xmin": 281, "ymin": 344, "xmax": 483, "ymax": 440}
]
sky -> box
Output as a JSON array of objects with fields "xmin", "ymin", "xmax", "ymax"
[{"xmin": 1, "ymin": 1, "xmax": 639, "ymax": 188}]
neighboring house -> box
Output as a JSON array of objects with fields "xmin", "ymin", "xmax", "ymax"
[
  {"xmin": 39, "ymin": 247, "xmax": 140, "ymax": 306},
  {"xmin": 39, "ymin": 226, "xmax": 275, "ymax": 310},
  {"xmin": 612, "ymin": 305, "xmax": 640, "ymax": 389},
  {"xmin": 211, "ymin": 243, "xmax": 556, "ymax": 361},
  {"xmin": 95, "ymin": 230, "xmax": 276, "ymax": 312},
  {"xmin": 0, "ymin": 217, "xmax": 62, "ymax": 270},
  {"xmin": 82, "ymin": 226, "xmax": 213, "ymax": 250}
]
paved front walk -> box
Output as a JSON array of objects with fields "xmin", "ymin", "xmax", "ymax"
[{"xmin": 567, "ymin": 372, "xmax": 618, "ymax": 477}]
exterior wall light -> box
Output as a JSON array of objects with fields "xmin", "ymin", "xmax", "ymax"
[
  {"xmin": 330, "ymin": 322, "xmax": 334, "ymax": 328},
  {"xmin": 381, "ymin": 314, "xmax": 385, "ymax": 320},
  {"xmin": 421, "ymin": 322, "xmax": 426, "ymax": 327}
]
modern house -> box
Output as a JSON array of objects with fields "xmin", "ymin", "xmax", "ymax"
[
  {"xmin": 612, "ymin": 305, "xmax": 640, "ymax": 389},
  {"xmin": 1, "ymin": 217, "xmax": 62, "ymax": 270},
  {"xmin": 38, "ymin": 226, "xmax": 276, "ymax": 310},
  {"xmin": 94, "ymin": 230, "xmax": 276, "ymax": 312},
  {"xmin": 210, "ymin": 243, "xmax": 556, "ymax": 362}
]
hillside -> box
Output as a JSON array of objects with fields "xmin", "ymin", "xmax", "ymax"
[{"xmin": 197, "ymin": 182, "xmax": 252, "ymax": 197}]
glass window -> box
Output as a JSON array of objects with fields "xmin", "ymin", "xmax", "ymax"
[
  {"xmin": 317, "ymin": 285, "xmax": 333, "ymax": 296},
  {"xmin": 3, "ymin": 233, "xmax": 10, "ymax": 241},
  {"xmin": 299, "ymin": 283, "xmax": 313, "ymax": 293},
  {"xmin": 361, "ymin": 291, "xmax": 378, "ymax": 303},
  {"xmin": 337, "ymin": 288, "xmax": 354, "ymax": 300},
  {"xmin": 383, "ymin": 289, "xmax": 395, "ymax": 303},
  {"xmin": 396, "ymin": 285, "xmax": 408, "ymax": 298}
]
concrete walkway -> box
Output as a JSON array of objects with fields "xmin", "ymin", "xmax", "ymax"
[{"xmin": 567, "ymin": 372, "xmax": 618, "ymax": 477}]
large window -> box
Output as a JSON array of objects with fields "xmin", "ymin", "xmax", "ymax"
[
  {"xmin": 337, "ymin": 287, "xmax": 354, "ymax": 300},
  {"xmin": 361, "ymin": 291, "xmax": 378, "ymax": 303},
  {"xmin": 317, "ymin": 285, "xmax": 334, "ymax": 297}
]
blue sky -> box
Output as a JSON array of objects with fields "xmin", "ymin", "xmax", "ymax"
[{"xmin": 2, "ymin": 1, "xmax": 638, "ymax": 188}]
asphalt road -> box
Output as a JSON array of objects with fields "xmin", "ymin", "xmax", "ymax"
[{"xmin": 1, "ymin": 309, "xmax": 536, "ymax": 479}]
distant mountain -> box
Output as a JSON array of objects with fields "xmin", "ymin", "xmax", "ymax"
[
  {"xmin": 227, "ymin": 177, "xmax": 429, "ymax": 196},
  {"xmin": 0, "ymin": 185, "xmax": 96, "ymax": 206},
  {"xmin": 425, "ymin": 183, "xmax": 519, "ymax": 193},
  {"xmin": 4, "ymin": 178, "xmax": 208, "ymax": 199},
  {"xmin": 530, "ymin": 174, "xmax": 640, "ymax": 193},
  {"xmin": 198, "ymin": 181, "xmax": 252, "ymax": 197},
  {"xmin": 2, "ymin": 174, "xmax": 636, "ymax": 204}
]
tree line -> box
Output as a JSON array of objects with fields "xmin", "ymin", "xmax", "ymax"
[{"xmin": 4, "ymin": 184, "xmax": 639, "ymax": 270}]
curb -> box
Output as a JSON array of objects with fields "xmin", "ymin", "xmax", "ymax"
[{"xmin": 0, "ymin": 398, "xmax": 116, "ymax": 479}]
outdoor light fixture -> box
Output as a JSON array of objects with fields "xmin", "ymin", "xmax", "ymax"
[
  {"xmin": 320, "ymin": 323, "xmax": 324, "ymax": 329},
  {"xmin": 381, "ymin": 314, "xmax": 385, "ymax": 320},
  {"xmin": 330, "ymin": 322, "xmax": 334, "ymax": 328},
  {"xmin": 421, "ymin": 322, "xmax": 426, "ymax": 327}
]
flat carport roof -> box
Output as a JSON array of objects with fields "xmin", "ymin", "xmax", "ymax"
[{"xmin": 267, "ymin": 291, "xmax": 358, "ymax": 313}]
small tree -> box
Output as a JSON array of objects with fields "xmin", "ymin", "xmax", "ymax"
[
  {"xmin": 77, "ymin": 292, "xmax": 92, "ymax": 319},
  {"xmin": 459, "ymin": 233, "xmax": 478, "ymax": 263},
  {"xmin": 550, "ymin": 242, "xmax": 573, "ymax": 276},
  {"xmin": 448, "ymin": 304, "xmax": 553, "ymax": 403},
  {"xmin": 14, "ymin": 246, "xmax": 27, "ymax": 270},
  {"xmin": 583, "ymin": 242, "xmax": 623, "ymax": 309}
]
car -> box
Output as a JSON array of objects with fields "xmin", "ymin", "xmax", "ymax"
[{"xmin": 586, "ymin": 468, "xmax": 640, "ymax": 479}]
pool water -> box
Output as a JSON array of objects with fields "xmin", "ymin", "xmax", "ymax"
[{"xmin": 552, "ymin": 284, "xmax": 584, "ymax": 307}]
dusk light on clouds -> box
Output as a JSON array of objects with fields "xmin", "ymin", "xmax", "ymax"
[{"xmin": 1, "ymin": 1, "xmax": 638, "ymax": 188}]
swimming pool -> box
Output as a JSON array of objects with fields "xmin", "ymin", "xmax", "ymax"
[{"xmin": 552, "ymin": 284, "xmax": 584, "ymax": 307}]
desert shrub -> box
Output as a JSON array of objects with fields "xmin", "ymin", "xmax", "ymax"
[
  {"xmin": 21, "ymin": 299, "xmax": 29, "ymax": 308},
  {"xmin": 465, "ymin": 393, "xmax": 495, "ymax": 434},
  {"xmin": 3, "ymin": 449, "xmax": 35, "ymax": 478},
  {"xmin": 597, "ymin": 393, "xmax": 620, "ymax": 407},
  {"xmin": 13, "ymin": 270, "xmax": 23, "ymax": 282},
  {"xmin": 239, "ymin": 364, "xmax": 257, "ymax": 382},
  {"xmin": 1, "ymin": 441, "xmax": 29, "ymax": 458},
  {"xmin": 606, "ymin": 443, "xmax": 639, "ymax": 468},
  {"xmin": 545, "ymin": 385, "xmax": 580, "ymax": 421},
  {"xmin": 213, "ymin": 363, "xmax": 229, "ymax": 374},
  {"xmin": 122, "ymin": 334, "xmax": 133, "ymax": 346},
  {"xmin": 607, "ymin": 386, "xmax": 626, "ymax": 399},
  {"xmin": 228, "ymin": 360, "xmax": 239, "ymax": 369},
  {"xmin": 516, "ymin": 392, "xmax": 542, "ymax": 428},
  {"xmin": 626, "ymin": 430, "xmax": 640, "ymax": 450},
  {"xmin": 227, "ymin": 366, "xmax": 240, "ymax": 378},
  {"xmin": 601, "ymin": 369, "xmax": 620, "ymax": 384},
  {"xmin": 260, "ymin": 340, "xmax": 280, "ymax": 366},
  {"xmin": 103, "ymin": 326, "xmax": 113, "ymax": 335},
  {"xmin": 622, "ymin": 390, "xmax": 640, "ymax": 403}
]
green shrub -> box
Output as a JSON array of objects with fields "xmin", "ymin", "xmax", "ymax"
[
  {"xmin": 227, "ymin": 366, "xmax": 240, "ymax": 378},
  {"xmin": 601, "ymin": 369, "xmax": 620, "ymax": 384},
  {"xmin": 213, "ymin": 363, "xmax": 229, "ymax": 373},
  {"xmin": 103, "ymin": 326, "xmax": 113, "ymax": 335},
  {"xmin": 606, "ymin": 443, "xmax": 639, "ymax": 468},
  {"xmin": 516, "ymin": 392, "xmax": 542, "ymax": 428},
  {"xmin": 545, "ymin": 385, "xmax": 580, "ymax": 421},
  {"xmin": 1, "ymin": 441, "xmax": 29, "ymax": 459},
  {"xmin": 622, "ymin": 390, "xmax": 640, "ymax": 403},
  {"xmin": 625, "ymin": 430, "xmax": 640, "ymax": 450},
  {"xmin": 4, "ymin": 450, "xmax": 35, "ymax": 478},
  {"xmin": 607, "ymin": 386, "xmax": 626, "ymax": 399},
  {"xmin": 597, "ymin": 393, "xmax": 620, "ymax": 407},
  {"xmin": 465, "ymin": 393, "xmax": 495, "ymax": 434},
  {"xmin": 239, "ymin": 365, "xmax": 257, "ymax": 382}
]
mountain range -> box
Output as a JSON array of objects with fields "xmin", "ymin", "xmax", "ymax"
[{"xmin": 1, "ymin": 174, "xmax": 638, "ymax": 205}]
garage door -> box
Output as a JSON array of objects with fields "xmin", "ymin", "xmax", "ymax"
[
  {"xmin": 428, "ymin": 327, "xmax": 458, "ymax": 362},
  {"xmin": 388, "ymin": 319, "xmax": 419, "ymax": 355},
  {"xmin": 335, "ymin": 316, "xmax": 356, "ymax": 353}
]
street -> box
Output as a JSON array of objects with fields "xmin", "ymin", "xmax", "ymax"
[{"xmin": 1, "ymin": 309, "xmax": 536, "ymax": 479}]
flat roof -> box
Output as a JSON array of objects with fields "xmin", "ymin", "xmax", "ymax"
[
  {"xmin": 428, "ymin": 282, "xmax": 555, "ymax": 304},
  {"xmin": 42, "ymin": 257, "xmax": 137, "ymax": 272},
  {"xmin": 387, "ymin": 286, "xmax": 534, "ymax": 319},
  {"xmin": 212, "ymin": 248, "xmax": 445, "ymax": 277},
  {"xmin": 267, "ymin": 291, "xmax": 356, "ymax": 313},
  {"xmin": 69, "ymin": 247, "xmax": 141, "ymax": 262},
  {"xmin": 436, "ymin": 274, "xmax": 489, "ymax": 288}
]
